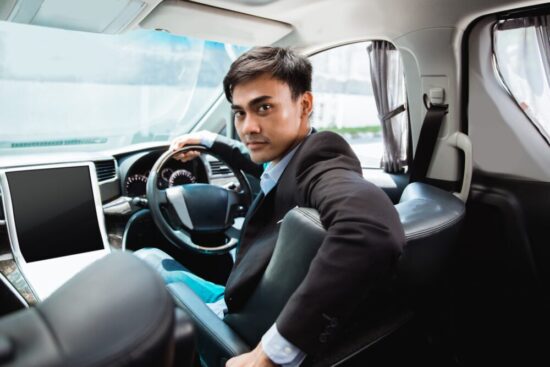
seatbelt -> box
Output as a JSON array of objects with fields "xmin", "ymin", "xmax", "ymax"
[{"xmin": 409, "ymin": 95, "xmax": 449, "ymax": 183}]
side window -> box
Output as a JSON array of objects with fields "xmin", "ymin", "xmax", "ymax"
[
  {"xmin": 494, "ymin": 15, "xmax": 550, "ymax": 144},
  {"xmin": 310, "ymin": 41, "xmax": 408, "ymax": 171}
]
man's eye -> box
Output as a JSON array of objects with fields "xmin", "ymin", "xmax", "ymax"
[
  {"xmin": 258, "ymin": 104, "xmax": 272, "ymax": 113},
  {"xmin": 234, "ymin": 111, "xmax": 245, "ymax": 118}
]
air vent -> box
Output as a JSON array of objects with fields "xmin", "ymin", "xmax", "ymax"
[
  {"xmin": 209, "ymin": 160, "xmax": 232, "ymax": 176},
  {"xmin": 94, "ymin": 160, "xmax": 116, "ymax": 182}
]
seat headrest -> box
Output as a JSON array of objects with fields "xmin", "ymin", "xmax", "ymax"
[{"xmin": 0, "ymin": 252, "xmax": 176, "ymax": 367}]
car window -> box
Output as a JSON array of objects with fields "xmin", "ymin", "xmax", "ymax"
[
  {"xmin": 309, "ymin": 41, "xmax": 408, "ymax": 169},
  {"xmin": 494, "ymin": 15, "xmax": 550, "ymax": 144}
]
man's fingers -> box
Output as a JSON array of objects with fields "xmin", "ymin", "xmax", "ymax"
[
  {"xmin": 225, "ymin": 355, "xmax": 242, "ymax": 367},
  {"xmin": 170, "ymin": 133, "xmax": 207, "ymax": 161},
  {"xmin": 171, "ymin": 139, "xmax": 192, "ymax": 151},
  {"xmin": 183, "ymin": 151, "xmax": 200, "ymax": 159},
  {"xmin": 170, "ymin": 139, "xmax": 189, "ymax": 152},
  {"xmin": 170, "ymin": 135, "xmax": 203, "ymax": 151},
  {"xmin": 173, "ymin": 150, "xmax": 201, "ymax": 162}
]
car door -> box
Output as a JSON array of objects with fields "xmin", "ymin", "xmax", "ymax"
[{"xmin": 451, "ymin": 8, "xmax": 550, "ymax": 365}]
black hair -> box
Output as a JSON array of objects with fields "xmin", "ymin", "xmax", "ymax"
[{"xmin": 223, "ymin": 47, "xmax": 312, "ymax": 103}]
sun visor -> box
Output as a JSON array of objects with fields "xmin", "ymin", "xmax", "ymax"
[
  {"xmin": 139, "ymin": 0, "xmax": 293, "ymax": 46},
  {"xmin": 7, "ymin": 0, "xmax": 162, "ymax": 34}
]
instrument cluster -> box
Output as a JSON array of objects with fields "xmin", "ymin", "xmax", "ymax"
[{"xmin": 123, "ymin": 155, "xmax": 206, "ymax": 197}]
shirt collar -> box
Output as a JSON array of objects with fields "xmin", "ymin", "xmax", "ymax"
[{"xmin": 259, "ymin": 128, "xmax": 312, "ymax": 195}]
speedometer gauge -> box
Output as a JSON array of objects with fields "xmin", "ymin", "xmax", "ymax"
[
  {"xmin": 125, "ymin": 174, "xmax": 148, "ymax": 197},
  {"xmin": 160, "ymin": 168, "xmax": 173, "ymax": 182},
  {"xmin": 168, "ymin": 169, "xmax": 196, "ymax": 186}
]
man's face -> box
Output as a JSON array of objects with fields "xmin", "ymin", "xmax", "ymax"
[{"xmin": 231, "ymin": 74, "xmax": 312, "ymax": 164}]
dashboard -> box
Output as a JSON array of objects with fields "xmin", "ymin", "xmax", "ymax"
[{"xmin": 0, "ymin": 145, "xmax": 241, "ymax": 304}]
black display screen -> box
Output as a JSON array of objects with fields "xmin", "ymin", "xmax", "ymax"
[{"xmin": 6, "ymin": 166, "xmax": 105, "ymax": 263}]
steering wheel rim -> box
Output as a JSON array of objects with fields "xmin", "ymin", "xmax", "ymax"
[{"xmin": 146, "ymin": 145, "xmax": 252, "ymax": 254}]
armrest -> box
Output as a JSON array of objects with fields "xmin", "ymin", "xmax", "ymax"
[{"xmin": 167, "ymin": 282, "xmax": 250, "ymax": 367}]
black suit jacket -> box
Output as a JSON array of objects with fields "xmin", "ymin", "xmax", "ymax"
[{"xmin": 209, "ymin": 131, "xmax": 405, "ymax": 354}]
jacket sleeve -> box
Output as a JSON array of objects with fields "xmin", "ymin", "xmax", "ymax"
[
  {"xmin": 275, "ymin": 132, "xmax": 405, "ymax": 354},
  {"xmin": 209, "ymin": 134, "xmax": 263, "ymax": 179}
]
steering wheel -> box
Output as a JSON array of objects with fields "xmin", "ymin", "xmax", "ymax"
[{"xmin": 146, "ymin": 145, "xmax": 253, "ymax": 254}]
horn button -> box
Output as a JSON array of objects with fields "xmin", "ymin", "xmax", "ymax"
[{"xmin": 167, "ymin": 184, "xmax": 234, "ymax": 232}]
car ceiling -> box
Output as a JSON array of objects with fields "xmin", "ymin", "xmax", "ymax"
[
  {"xmin": 1, "ymin": 0, "xmax": 548, "ymax": 48},
  {"xmin": 193, "ymin": 0, "xmax": 548, "ymax": 46}
]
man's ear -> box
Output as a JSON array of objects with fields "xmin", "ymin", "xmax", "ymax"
[{"xmin": 301, "ymin": 91, "xmax": 314, "ymax": 117}]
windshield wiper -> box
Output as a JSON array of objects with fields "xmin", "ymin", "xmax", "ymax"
[{"xmin": 2, "ymin": 137, "xmax": 108, "ymax": 149}]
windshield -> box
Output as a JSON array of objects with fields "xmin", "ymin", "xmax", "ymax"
[{"xmin": 0, "ymin": 21, "xmax": 247, "ymax": 155}]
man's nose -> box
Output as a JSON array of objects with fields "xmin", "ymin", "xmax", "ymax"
[{"xmin": 240, "ymin": 114, "xmax": 261, "ymax": 134}]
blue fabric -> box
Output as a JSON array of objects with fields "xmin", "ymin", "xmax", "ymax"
[
  {"xmin": 134, "ymin": 248, "xmax": 225, "ymax": 303},
  {"xmin": 260, "ymin": 143, "xmax": 301, "ymax": 195}
]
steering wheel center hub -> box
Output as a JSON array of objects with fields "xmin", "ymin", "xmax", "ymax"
[{"xmin": 166, "ymin": 184, "xmax": 238, "ymax": 232}]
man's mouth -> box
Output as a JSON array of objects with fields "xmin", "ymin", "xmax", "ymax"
[{"xmin": 246, "ymin": 141, "xmax": 268, "ymax": 150}]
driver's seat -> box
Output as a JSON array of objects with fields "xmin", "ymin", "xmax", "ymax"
[{"xmin": 168, "ymin": 182, "xmax": 465, "ymax": 366}]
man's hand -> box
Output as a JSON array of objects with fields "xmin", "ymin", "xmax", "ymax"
[
  {"xmin": 169, "ymin": 131, "xmax": 214, "ymax": 162},
  {"xmin": 226, "ymin": 343, "xmax": 277, "ymax": 367}
]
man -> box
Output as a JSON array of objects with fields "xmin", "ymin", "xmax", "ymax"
[{"xmin": 136, "ymin": 47, "xmax": 405, "ymax": 366}]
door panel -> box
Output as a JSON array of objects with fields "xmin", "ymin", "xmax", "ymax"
[{"xmin": 451, "ymin": 169, "xmax": 550, "ymax": 364}]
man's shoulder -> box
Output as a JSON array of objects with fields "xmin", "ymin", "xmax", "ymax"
[
  {"xmin": 303, "ymin": 130, "xmax": 349, "ymax": 148},
  {"xmin": 297, "ymin": 130, "xmax": 358, "ymax": 163},
  {"xmin": 291, "ymin": 130, "xmax": 362, "ymax": 176}
]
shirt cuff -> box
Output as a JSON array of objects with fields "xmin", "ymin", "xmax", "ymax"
[
  {"xmin": 199, "ymin": 131, "xmax": 218, "ymax": 148},
  {"xmin": 261, "ymin": 324, "xmax": 307, "ymax": 367}
]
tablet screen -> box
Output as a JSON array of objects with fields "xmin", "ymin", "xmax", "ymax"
[{"xmin": 6, "ymin": 165, "xmax": 105, "ymax": 262}]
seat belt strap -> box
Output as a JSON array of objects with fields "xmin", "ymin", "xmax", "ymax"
[{"xmin": 409, "ymin": 103, "xmax": 449, "ymax": 183}]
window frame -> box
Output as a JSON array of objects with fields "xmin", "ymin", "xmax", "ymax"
[
  {"xmin": 491, "ymin": 13, "xmax": 550, "ymax": 146},
  {"xmin": 307, "ymin": 40, "xmax": 410, "ymax": 171}
]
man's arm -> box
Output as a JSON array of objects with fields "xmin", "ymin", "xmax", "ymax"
[
  {"xmin": 210, "ymin": 134, "xmax": 263, "ymax": 178},
  {"xmin": 171, "ymin": 131, "xmax": 263, "ymax": 179},
  {"xmin": 276, "ymin": 132, "xmax": 406, "ymax": 354},
  {"xmin": 225, "ymin": 325, "xmax": 305, "ymax": 367}
]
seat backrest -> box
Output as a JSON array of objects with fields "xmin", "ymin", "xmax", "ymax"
[
  {"xmin": 224, "ymin": 207, "xmax": 325, "ymax": 345},
  {"xmin": 224, "ymin": 182, "xmax": 465, "ymax": 347},
  {"xmin": 394, "ymin": 182, "xmax": 465, "ymax": 300},
  {"xmin": 0, "ymin": 252, "xmax": 193, "ymax": 367}
]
